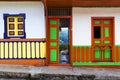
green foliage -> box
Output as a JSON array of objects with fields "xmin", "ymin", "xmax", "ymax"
[{"xmin": 60, "ymin": 44, "xmax": 68, "ymax": 51}]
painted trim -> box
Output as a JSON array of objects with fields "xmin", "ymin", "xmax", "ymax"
[
  {"xmin": 0, "ymin": 38, "xmax": 46, "ymax": 42},
  {"xmin": 105, "ymin": 28, "xmax": 109, "ymax": 37},
  {"xmin": 73, "ymin": 45, "xmax": 91, "ymax": 48},
  {"xmin": 95, "ymin": 41, "xmax": 100, "ymax": 44},
  {"xmin": 0, "ymin": 0, "xmax": 42, "ymax": 2},
  {"xmin": 72, "ymin": 62, "xmax": 120, "ymax": 66},
  {"xmin": 50, "ymin": 42, "xmax": 57, "ymax": 46},
  {"xmin": 0, "ymin": 60, "xmax": 46, "ymax": 66},
  {"xmin": 104, "ymin": 41, "xmax": 110, "ymax": 44},
  {"xmin": 48, "ymin": 16, "xmax": 71, "ymax": 18},
  {"xmin": 44, "ymin": 1, "xmax": 49, "ymax": 66}
]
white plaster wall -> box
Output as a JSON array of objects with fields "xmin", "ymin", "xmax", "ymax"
[
  {"xmin": 73, "ymin": 7, "xmax": 120, "ymax": 46},
  {"xmin": 0, "ymin": 1, "xmax": 45, "ymax": 38}
]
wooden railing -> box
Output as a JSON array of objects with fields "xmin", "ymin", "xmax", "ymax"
[
  {"xmin": 72, "ymin": 46, "xmax": 120, "ymax": 66},
  {"xmin": 73, "ymin": 46, "xmax": 91, "ymax": 62},
  {"xmin": 0, "ymin": 39, "xmax": 46, "ymax": 59}
]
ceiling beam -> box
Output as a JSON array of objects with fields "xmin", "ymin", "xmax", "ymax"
[
  {"xmin": 0, "ymin": 0, "xmax": 42, "ymax": 2},
  {"xmin": 46, "ymin": 0, "xmax": 120, "ymax": 7}
]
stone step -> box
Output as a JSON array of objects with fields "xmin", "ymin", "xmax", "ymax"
[
  {"xmin": 0, "ymin": 72, "xmax": 119, "ymax": 80},
  {"xmin": 0, "ymin": 78, "xmax": 28, "ymax": 80},
  {"xmin": 0, "ymin": 72, "xmax": 30, "ymax": 80},
  {"xmin": 0, "ymin": 72, "xmax": 95, "ymax": 80},
  {"xmin": 32, "ymin": 74, "xmax": 95, "ymax": 80}
]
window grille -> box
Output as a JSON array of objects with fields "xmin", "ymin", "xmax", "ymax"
[{"xmin": 48, "ymin": 8, "xmax": 71, "ymax": 16}]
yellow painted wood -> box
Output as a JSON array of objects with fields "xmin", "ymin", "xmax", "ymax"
[
  {"xmin": 36, "ymin": 42, "xmax": 39, "ymax": 58},
  {"xmin": 27, "ymin": 42, "xmax": 31, "ymax": 58},
  {"xmin": 18, "ymin": 42, "xmax": 22, "ymax": 58},
  {"xmin": 7, "ymin": 16, "xmax": 24, "ymax": 37},
  {"xmin": 14, "ymin": 42, "xmax": 17, "ymax": 58},
  {"xmin": 5, "ymin": 42, "xmax": 8, "ymax": 58},
  {"xmin": 43, "ymin": 43, "xmax": 46, "ymax": 58},
  {"xmin": 31, "ymin": 42, "xmax": 35, "ymax": 58},
  {"xmin": 40, "ymin": 42, "xmax": 43, "ymax": 58},
  {"xmin": 41, "ymin": 42, "xmax": 46, "ymax": 58},
  {"xmin": 0, "ymin": 42, "xmax": 4, "ymax": 59},
  {"xmin": 22, "ymin": 42, "xmax": 26, "ymax": 58},
  {"xmin": 40, "ymin": 42, "xmax": 46, "ymax": 58},
  {"xmin": 44, "ymin": 42, "xmax": 46, "ymax": 58},
  {"xmin": 9, "ymin": 42, "xmax": 13, "ymax": 59}
]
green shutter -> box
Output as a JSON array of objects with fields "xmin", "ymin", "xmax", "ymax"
[
  {"xmin": 50, "ymin": 50, "xmax": 57, "ymax": 61},
  {"xmin": 105, "ymin": 28, "xmax": 109, "ymax": 37},
  {"xmin": 50, "ymin": 28, "xmax": 57, "ymax": 40}
]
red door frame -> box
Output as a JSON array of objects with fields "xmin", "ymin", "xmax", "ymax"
[{"xmin": 46, "ymin": 9, "xmax": 72, "ymax": 66}]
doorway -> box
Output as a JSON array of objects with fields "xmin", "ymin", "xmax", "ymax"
[
  {"xmin": 92, "ymin": 17, "xmax": 114, "ymax": 62},
  {"xmin": 48, "ymin": 18, "xmax": 70, "ymax": 65}
]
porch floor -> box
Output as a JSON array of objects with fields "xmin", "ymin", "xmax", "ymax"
[{"xmin": 0, "ymin": 64, "xmax": 119, "ymax": 79}]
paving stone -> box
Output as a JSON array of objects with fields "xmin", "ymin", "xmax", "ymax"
[
  {"xmin": 0, "ymin": 79, "xmax": 26, "ymax": 80},
  {"xmin": 0, "ymin": 71, "xmax": 30, "ymax": 80},
  {"xmin": 0, "ymin": 64, "xmax": 120, "ymax": 79},
  {"xmin": 95, "ymin": 76, "xmax": 120, "ymax": 80}
]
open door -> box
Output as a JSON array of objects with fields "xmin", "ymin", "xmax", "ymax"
[{"xmin": 48, "ymin": 18, "xmax": 70, "ymax": 65}]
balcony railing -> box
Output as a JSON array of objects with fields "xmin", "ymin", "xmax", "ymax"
[{"xmin": 0, "ymin": 38, "xmax": 46, "ymax": 59}]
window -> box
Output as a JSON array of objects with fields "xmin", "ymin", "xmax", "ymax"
[
  {"xmin": 94, "ymin": 26, "xmax": 101, "ymax": 38},
  {"xmin": 4, "ymin": 14, "xmax": 26, "ymax": 39}
]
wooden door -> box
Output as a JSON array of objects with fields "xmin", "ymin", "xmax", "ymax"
[
  {"xmin": 49, "ymin": 19, "xmax": 59, "ymax": 64},
  {"xmin": 92, "ymin": 17, "xmax": 114, "ymax": 61},
  {"xmin": 48, "ymin": 18, "xmax": 71, "ymax": 65}
]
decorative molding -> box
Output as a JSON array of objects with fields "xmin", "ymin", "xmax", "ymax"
[{"xmin": 3, "ymin": 13, "xmax": 26, "ymax": 39}]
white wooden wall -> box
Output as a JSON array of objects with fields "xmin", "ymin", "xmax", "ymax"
[
  {"xmin": 0, "ymin": 1, "xmax": 45, "ymax": 38},
  {"xmin": 73, "ymin": 7, "xmax": 120, "ymax": 45}
]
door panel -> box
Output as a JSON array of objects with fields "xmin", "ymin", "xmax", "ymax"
[
  {"xmin": 49, "ymin": 19, "xmax": 58, "ymax": 64},
  {"xmin": 50, "ymin": 28, "xmax": 57, "ymax": 40},
  {"xmin": 50, "ymin": 49, "xmax": 57, "ymax": 62},
  {"xmin": 103, "ymin": 20, "xmax": 112, "ymax": 46},
  {"xmin": 94, "ymin": 47, "xmax": 101, "ymax": 59},
  {"xmin": 104, "ymin": 47, "xmax": 111, "ymax": 59},
  {"xmin": 92, "ymin": 18, "xmax": 113, "ymax": 62},
  {"xmin": 48, "ymin": 18, "xmax": 70, "ymax": 65}
]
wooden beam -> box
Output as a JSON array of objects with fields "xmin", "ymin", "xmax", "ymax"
[
  {"xmin": 0, "ymin": 38, "xmax": 46, "ymax": 42},
  {"xmin": 0, "ymin": 0, "xmax": 42, "ymax": 2},
  {"xmin": 46, "ymin": 0, "xmax": 120, "ymax": 7},
  {"xmin": 47, "ymin": 0, "xmax": 72, "ymax": 7}
]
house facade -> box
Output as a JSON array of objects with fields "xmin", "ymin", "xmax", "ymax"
[
  {"xmin": 0, "ymin": 1, "xmax": 46, "ymax": 65},
  {"xmin": 0, "ymin": 0, "xmax": 120, "ymax": 67}
]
